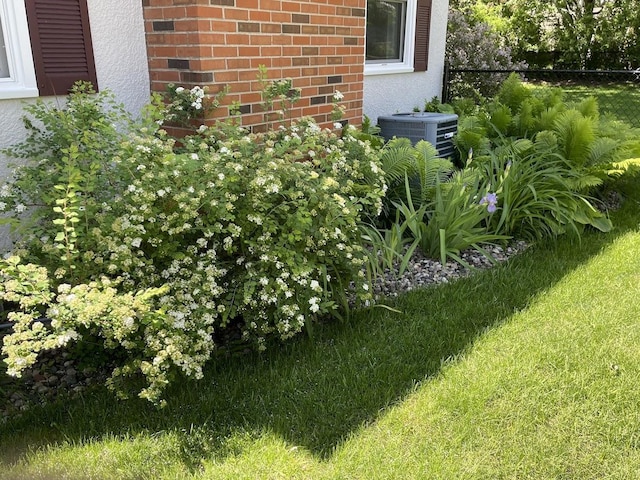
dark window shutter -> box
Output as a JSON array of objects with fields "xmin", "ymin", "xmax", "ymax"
[
  {"xmin": 413, "ymin": 0, "xmax": 432, "ymax": 72},
  {"xmin": 25, "ymin": 0, "xmax": 98, "ymax": 96}
]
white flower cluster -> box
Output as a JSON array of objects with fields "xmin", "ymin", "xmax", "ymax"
[{"xmin": 165, "ymin": 84, "xmax": 212, "ymax": 125}]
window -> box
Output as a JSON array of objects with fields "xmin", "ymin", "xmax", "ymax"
[
  {"xmin": 1, "ymin": 20, "xmax": 9, "ymax": 78},
  {"xmin": 0, "ymin": 0, "xmax": 38, "ymax": 99},
  {"xmin": 0, "ymin": 0, "xmax": 97, "ymax": 99},
  {"xmin": 365, "ymin": 0, "xmax": 432, "ymax": 75}
]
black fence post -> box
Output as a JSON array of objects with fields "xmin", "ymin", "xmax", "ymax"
[{"xmin": 442, "ymin": 61, "xmax": 451, "ymax": 104}]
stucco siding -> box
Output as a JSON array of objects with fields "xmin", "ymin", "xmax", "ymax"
[
  {"xmin": 87, "ymin": 0, "xmax": 151, "ymax": 117},
  {"xmin": 0, "ymin": 0, "xmax": 150, "ymax": 250},
  {"xmin": 363, "ymin": 0, "xmax": 449, "ymax": 123},
  {"xmin": 0, "ymin": 0, "xmax": 150, "ymax": 175}
]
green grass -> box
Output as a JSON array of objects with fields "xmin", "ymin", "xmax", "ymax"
[{"xmin": 2, "ymin": 173, "xmax": 640, "ymax": 479}]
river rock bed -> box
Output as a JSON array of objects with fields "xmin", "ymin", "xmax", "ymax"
[
  {"xmin": 1, "ymin": 349, "xmax": 111, "ymax": 423},
  {"xmin": 0, "ymin": 241, "xmax": 528, "ymax": 422},
  {"xmin": 370, "ymin": 240, "xmax": 529, "ymax": 299}
]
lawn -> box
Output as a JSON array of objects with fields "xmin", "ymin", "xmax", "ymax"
[{"xmin": 1, "ymin": 173, "xmax": 640, "ymax": 479}]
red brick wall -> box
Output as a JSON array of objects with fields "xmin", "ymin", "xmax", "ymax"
[{"xmin": 142, "ymin": 0, "xmax": 365, "ymax": 130}]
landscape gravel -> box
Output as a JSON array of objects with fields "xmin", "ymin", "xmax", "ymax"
[{"xmin": 370, "ymin": 241, "xmax": 528, "ymax": 299}]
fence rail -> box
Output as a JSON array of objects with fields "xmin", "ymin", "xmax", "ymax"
[{"xmin": 442, "ymin": 66, "xmax": 640, "ymax": 127}]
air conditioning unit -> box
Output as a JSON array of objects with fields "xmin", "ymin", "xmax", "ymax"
[{"xmin": 377, "ymin": 112, "xmax": 459, "ymax": 159}]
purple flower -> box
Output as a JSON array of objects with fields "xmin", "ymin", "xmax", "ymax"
[{"xmin": 480, "ymin": 192, "xmax": 498, "ymax": 213}]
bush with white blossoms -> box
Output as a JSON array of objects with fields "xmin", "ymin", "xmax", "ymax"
[
  {"xmin": 0, "ymin": 83, "xmax": 386, "ymax": 404},
  {"xmin": 163, "ymin": 83, "xmax": 227, "ymax": 127}
]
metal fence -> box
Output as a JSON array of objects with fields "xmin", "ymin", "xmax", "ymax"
[{"xmin": 442, "ymin": 67, "xmax": 640, "ymax": 127}]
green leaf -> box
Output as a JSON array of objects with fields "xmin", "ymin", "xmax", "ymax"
[{"xmin": 589, "ymin": 216, "xmax": 613, "ymax": 233}]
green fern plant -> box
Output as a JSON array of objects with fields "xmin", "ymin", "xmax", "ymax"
[
  {"xmin": 457, "ymin": 74, "xmax": 634, "ymax": 192},
  {"xmin": 553, "ymin": 109, "xmax": 596, "ymax": 168},
  {"xmin": 495, "ymin": 73, "xmax": 532, "ymax": 114},
  {"xmin": 379, "ymin": 139, "xmax": 454, "ymax": 224},
  {"xmin": 487, "ymin": 104, "xmax": 513, "ymax": 135}
]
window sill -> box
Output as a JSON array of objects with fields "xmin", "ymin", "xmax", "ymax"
[
  {"xmin": 0, "ymin": 85, "xmax": 39, "ymax": 100},
  {"xmin": 364, "ymin": 64, "xmax": 416, "ymax": 76}
]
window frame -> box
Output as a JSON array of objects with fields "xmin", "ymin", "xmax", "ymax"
[
  {"xmin": 365, "ymin": 0, "xmax": 417, "ymax": 76},
  {"xmin": 0, "ymin": 0, "xmax": 38, "ymax": 99}
]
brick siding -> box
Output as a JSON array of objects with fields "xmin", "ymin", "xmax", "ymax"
[{"xmin": 142, "ymin": 0, "xmax": 365, "ymax": 130}]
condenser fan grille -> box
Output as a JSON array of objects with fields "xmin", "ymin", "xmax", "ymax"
[{"xmin": 378, "ymin": 113, "xmax": 459, "ymax": 159}]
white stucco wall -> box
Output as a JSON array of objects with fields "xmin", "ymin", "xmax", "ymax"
[
  {"xmin": 363, "ymin": 0, "xmax": 449, "ymax": 123},
  {"xmin": 87, "ymin": 1, "xmax": 150, "ymax": 115},
  {"xmin": 0, "ymin": 0, "xmax": 149, "ymax": 249},
  {"xmin": 0, "ymin": 0, "xmax": 149, "ymax": 175}
]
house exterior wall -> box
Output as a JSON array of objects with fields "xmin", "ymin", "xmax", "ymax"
[
  {"xmin": 0, "ymin": 0, "xmax": 150, "ymax": 176},
  {"xmin": 142, "ymin": 0, "xmax": 366, "ymax": 130},
  {"xmin": 363, "ymin": 0, "xmax": 449, "ymax": 122},
  {"xmin": 0, "ymin": 0, "xmax": 150, "ymax": 250}
]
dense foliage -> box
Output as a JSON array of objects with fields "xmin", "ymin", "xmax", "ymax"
[
  {"xmin": 450, "ymin": 0, "xmax": 640, "ymax": 69},
  {"xmin": 445, "ymin": 8, "xmax": 526, "ymax": 100},
  {"xmin": 0, "ymin": 83, "xmax": 385, "ymax": 404},
  {"xmin": 363, "ymin": 75, "xmax": 632, "ymax": 277},
  {"xmin": 455, "ymin": 74, "xmax": 640, "ymax": 184}
]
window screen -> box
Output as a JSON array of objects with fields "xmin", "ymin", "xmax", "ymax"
[{"xmin": 366, "ymin": 0, "xmax": 407, "ymax": 62}]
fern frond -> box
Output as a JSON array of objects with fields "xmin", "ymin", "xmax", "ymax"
[
  {"xmin": 606, "ymin": 158, "xmax": 640, "ymax": 177},
  {"xmin": 534, "ymin": 86, "xmax": 564, "ymax": 111},
  {"xmin": 414, "ymin": 141, "xmax": 454, "ymax": 202},
  {"xmin": 554, "ymin": 110, "xmax": 595, "ymax": 168},
  {"xmin": 386, "ymin": 136, "xmax": 413, "ymax": 149},
  {"xmin": 575, "ymin": 96, "xmax": 599, "ymax": 120},
  {"xmin": 513, "ymin": 99, "xmax": 536, "ymax": 137},
  {"xmin": 535, "ymin": 104, "xmax": 565, "ymax": 132},
  {"xmin": 565, "ymin": 174, "xmax": 603, "ymax": 192},
  {"xmin": 413, "ymin": 140, "xmax": 440, "ymax": 165},
  {"xmin": 495, "ymin": 73, "xmax": 531, "ymax": 113},
  {"xmin": 510, "ymin": 138, "xmax": 534, "ymax": 155},
  {"xmin": 454, "ymin": 131, "xmax": 491, "ymax": 159},
  {"xmin": 488, "ymin": 104, "xmax": 513, "ymax": 135},
  {"xmin": 587, "ymin": 137, "xmax": 621, "ymax": 167},
  {"xmin": 380, "ymin": 145, "xmax": 417, "ymax": 184},
  {"xmin": 533, "ymin": 130, "xmax": 559, "ymax": 153}
]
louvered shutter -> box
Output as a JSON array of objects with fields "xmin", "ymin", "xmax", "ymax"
[
  {"xmin": 413, "ymin": 0, "xmax": 432, "ymax": 72},
  {"xmin": 25, "ymin": 0, "xmax": 98, "ymax": 96}
]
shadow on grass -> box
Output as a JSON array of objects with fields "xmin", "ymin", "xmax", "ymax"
[{"xmin": 2, "ymin": 177, "xmax": 640, "ymax": 470}]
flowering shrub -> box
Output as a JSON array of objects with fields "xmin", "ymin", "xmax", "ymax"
[
  {"xmin": 163, "ymin": 83, "xmax": 227, "ymax": 126},
  {"xmin": 445, "ymin": 9, "xmax": 526, "ymax": 100},
  {"xmin": 0, "ymin": 83, "xmax": 386, "ymax": 404},
  {"xmin": 0, "ymin": 256, "xmax": 171, "ymax": 403}
]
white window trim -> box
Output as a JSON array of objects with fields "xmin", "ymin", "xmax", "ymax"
[
  {"xmin": 364, "ymin": 0, "xmax": 417, "ymax": 76},
  {"xmin": 0, "ymin": 0, "xmax": 38, "ymax": 99}
]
